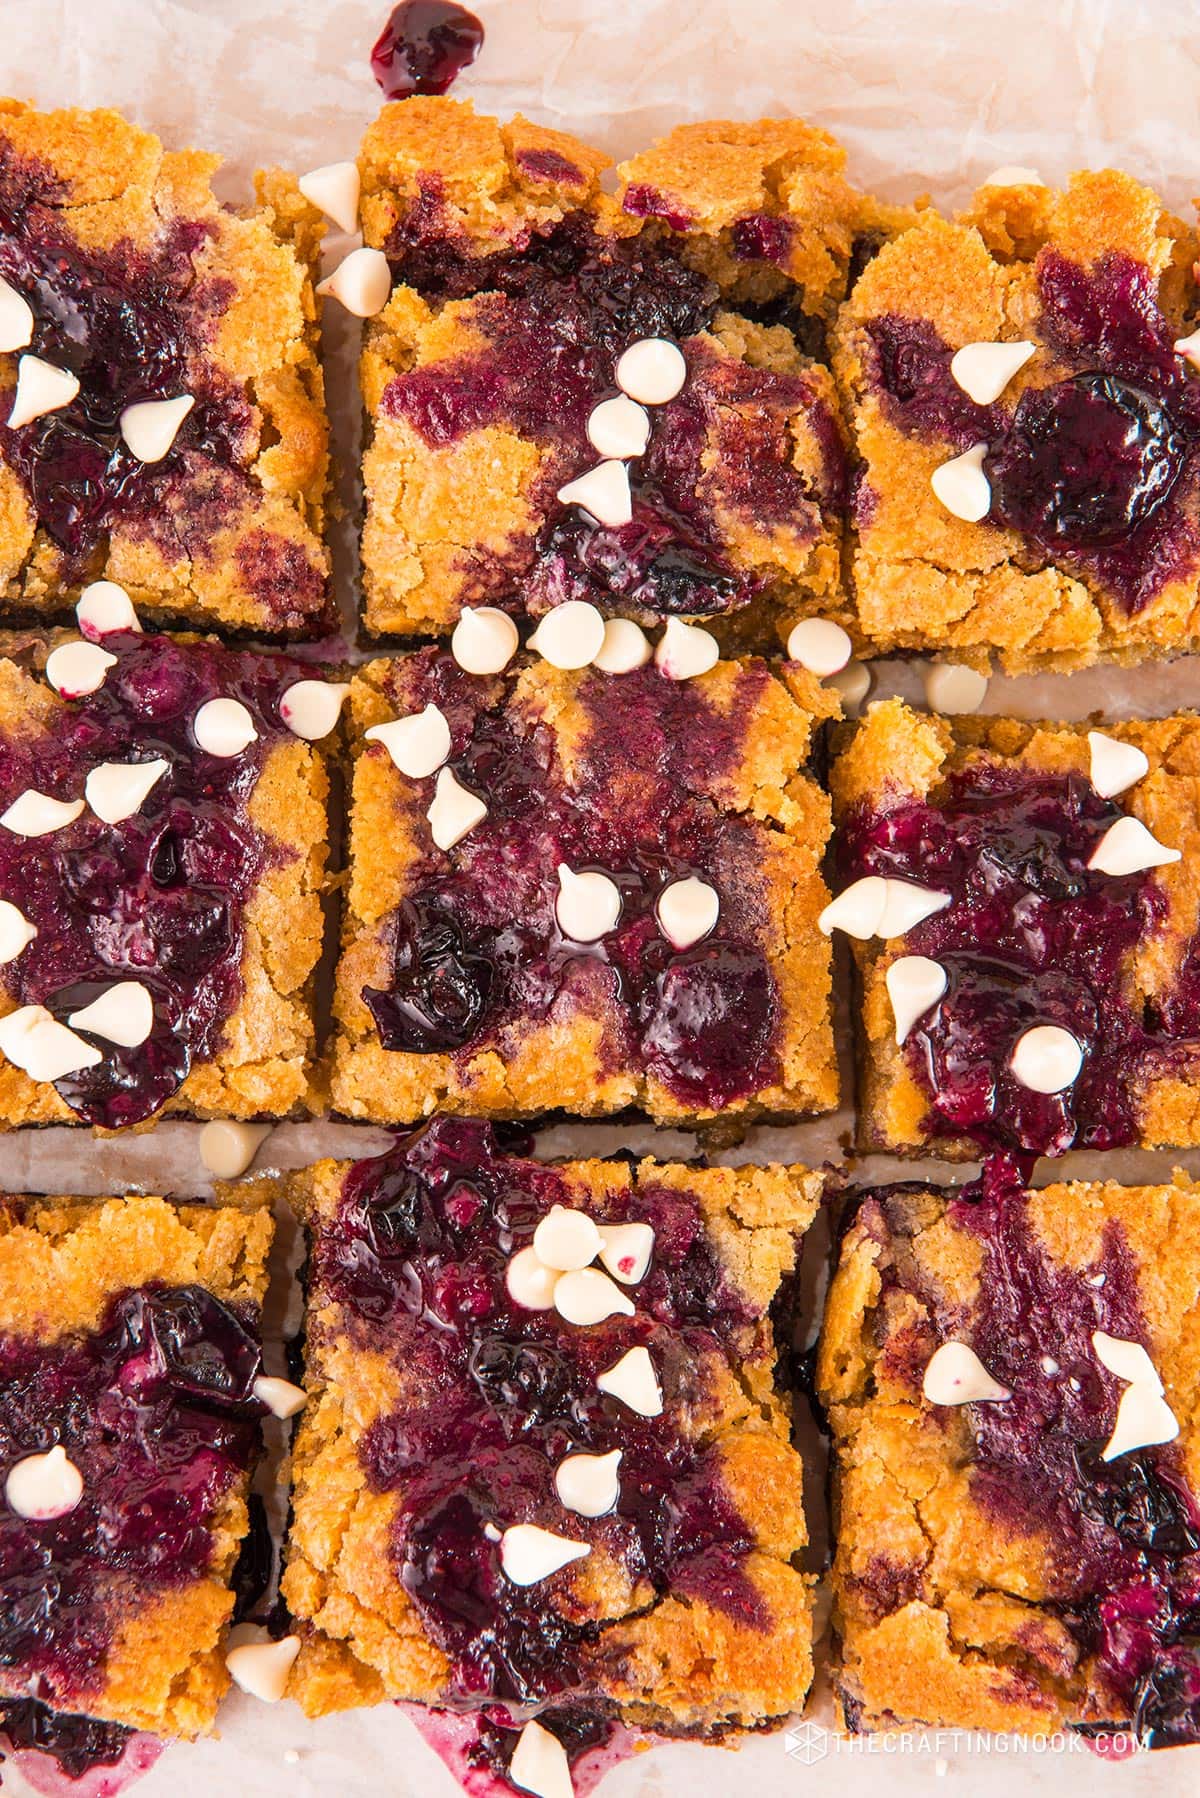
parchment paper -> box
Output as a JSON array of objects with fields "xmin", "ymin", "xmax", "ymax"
[{"xmin": 2, "ymin": 2, "xmax": 1199, "ymax": 1793}]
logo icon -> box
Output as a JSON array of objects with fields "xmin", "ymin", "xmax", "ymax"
[{"xmin": 785, "ymin": 1721, "xmax": 830, "ymax": 1766}]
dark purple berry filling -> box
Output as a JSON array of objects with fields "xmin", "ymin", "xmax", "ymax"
[
  {"xmin": 363, "ymin": 653, "xmax": 785, "ymax": 1111},
  {"xmin": 312, "ymin": 1118, "xmax": 773, "ymax": 1712},
  {"xmin": 0, "ymin": 1280, "xmax": 265, "ymax": 1715},
  {"xmin": 0, "ymin": 631, "xmax": 309, "ymax": 1127},
  {"xmin": 370, "ymin": 2, "xmax": 485, "ymax": 100}
]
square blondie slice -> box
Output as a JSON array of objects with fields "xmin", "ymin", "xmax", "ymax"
[
  {"xmin": 283, "ymin": 1117, "xmax": 821, "ymax": 1788},
  {"xmin": 0, "ymin": 625, "xmax": 336, "ymax": 1130},
  {"xmin": 354, "ymin": 96, "xmax": 882, "ymax": 645},
  {"xmin": 818, "ymin": 1161, "xmax": 1200, "ymax": 1745},
  {"xmin": 0, "ymin": 100, "xmax": 331, "ymax": 636},
  {"xmin": 827, "ymin": 697, "xmax": 1200, "ymax": 1161},
  {"xmin": 330, "ymin": 649, "xmax": 838, "ymax": 1128},
  {"xmin": 834, "ymin": 169, "xmax": 1200, "ymax": 671},
  {"xmin": 0, "ymin": 1192, "xmax": 274, "ymax": 1761}
]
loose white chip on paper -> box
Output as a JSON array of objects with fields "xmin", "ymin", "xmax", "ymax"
[
  {"xmin": 253, "ymin": 1375, "xmax": 308, "ymax": 1420},
  {"xmin": 555, "ymin": 864, "xmax": 621, "ymax": 942},
  {"xmin": 1, "ymin": 791, "xmax": 85, "ymax": 838},
  {"xmin": 119, "ymin": 394, "xmax": 194, "ymax": 463},
  {"xmin": 67, "ymin": 981, "xmax": 154, "ymax": 1048},
  {"xmin": 194, "ymin": 698, "xmax": 258, "ymax": 758},
  {"xmin": 529, "ymin": 600, "xmax": 607, "ymax": 670},
  {"xmin": 949, "ymin": 340, "xmax": 1036, "ymax": 405},
  {"xmin": 77, "ymin": 581, "xmax": 141, "ymax": 639},
  {"xmin": 1010, "ymin": 1024, "xmax": 1084, "ymax": 1094},
  {"xmin": 1091, "ymin": 1330, "xmax": 1164, "ymax": 1392},
  {"xmin": 46, "ymin": 640, "xmax": 117, "ymax": 699},
  {"xmin": 930, "ymin": 443, "xmax": 991, "ymax": 523},
  {"xmin": 201, "ymin": 1120, "xmax": 271, "ymax": 1180},
  {"xmin": 366, "ymin": 704, "xmax": 452, "ymax": 778},
  {"xmin": 924, "ymin": 662, "xmax": 988, "ymax": 715},
  {"xmin": 298, "ymin": 160, "xmax": 360, "ymax": 233},
  {"xmin": 85, "ymin": 758, "xmax": 169, "ymax": 825},
  {"xmin": 616, "ymin": 337, "xmax": 687, "ymax": 405},
  {"xmin": 280, "ymin": 680, "xmax": 351, "ymax": 742},
  {"xmin": 1102, "ymin": 1384, "xmax": 1180, "ymax": 1462},
  {"xmin": 586, "ymin": 394, "xmax": 650, "ymax": 459},
  {"xmin": 555, "ymin": 462, "xmax": 632, "ymax": 530},
  {"xmin": 656, "ymin": 876, "xmax": 719, "ymax": 950},
  {"xmin": 5, "ymin": 1445, "xmax": 84, "ymax": 1520},
  {"xmin": 451, "ymin": 606, "xmax": 519, "ymax": 675},
  {"xmin": 922, "ymin": 1341, "xmax": 1011, "ymax": 1406},
  {"xmin": 8, "ymin": 354, "xmax": 79, "ymax": 429},
  {"xmin": 506, "ymin": 1246, "xmax": 560, "ymax": 1311},
  {"xmin": 0, "ymin": 900, "xmax": 36, "ymax": 964},
  {"xmin": 0, "ymin": 1006, "xmax": 102, "ymax": 1082},
  {"xmin": 225, "ymin": 1636, "xmax": 301, "ymax": 1703},
  {"xmin": 316, "ymin": 246, "xmax": 391, "ymax": 317},
  {"xmin": 554, "ymin": 1267, "xmax": 636, "ymax": 1326},
  {"xmin": 654, "ymin": 617, "xmax": 718, "ymax": 681},
  {"xmin": 532, "ymin": 1205, "xmax": 604, "ymax": 1273},
  {"xmin": 786, "ymin": 617, "xmax": 852, "ymax": 677},
  {"xmin": 0, "ymin": 277, "xmax": 33, "ymax": 353},
  {"xmin": 592, "ymin": 617, "xmax": 651, "ymax": 674},
  {"xmin": 597, "ymin": 1222, "xmax": 654, "ymax": 1286},
  {"xmin": 596, "ymin": 1345, "xmax": 662, "ymax": 1417},
  {"xmin": 554, "ymin": 1449, "xmax": 622, "ymax": 1519},
  {"xmin": 427, "ymin": 767, "xmax": 487, "ymax": 850},
  {"xmin": 886, "ymin": 955, "xmax": 948, "ymax": 1045},
  {"xmin": 499, "ymin": 1523, "xmax": 590, "ymax": 1586},
  {"xmin": 510, "ymin": 1720, "xmax": 574, "ymax": 1798},
  {"xmin": 1087, "ymin": 816, "xmax": 1180, "ymax": 878},
  {"xmin": 980, "ymin": 165, "xmax": 1044, "ymax": 187},
  {"xmin": 1087, "ymin": 731, "xmax": 1149, "ymax": 799}
]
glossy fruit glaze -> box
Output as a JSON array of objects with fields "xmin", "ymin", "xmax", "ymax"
[{"xmin": 371, "ymin": 2, "xmax": 485, "ymax": 99}]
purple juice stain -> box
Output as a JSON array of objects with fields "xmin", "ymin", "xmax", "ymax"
[
  {"xmin": 312, "ymin": 1118, "xmax": 775, "ymax": 1712},
  {"xmin": 0, "ymin": 631, "xmax": 309, "ymax": 1128},
  {"xmin": 371, "ymin": 1, "xmax": 484, "ymax": 99},
  {"xmin": 866, "ymin": 252, "xmax": 1200, "ymax": 614},
  {"xmin": 0, "ymin": 1281, "xmax": 264, "ymax": 1722},
  {"xmin": 362, "ymin": 653, "xmax": 785, "ymax": 1112}
]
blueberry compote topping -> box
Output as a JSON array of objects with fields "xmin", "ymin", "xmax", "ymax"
[
  {"xmin": 0, "ymin": 632, "xmax": 304, "ymax": 1127},
  {"xmin": 0, "ymin": 1697, "xmax": 134, "ymax": 1780},
  {"xmin": 839, "ymin": 757, "xmax": 1181, "ymax": 1157},
  {"xmin": 315, "ymin": 1118, "xmax": 771, "ymax": 1713},
  {"xmin": 364, "ymin": 653, "xmax": 784, "ymax": 1110},
  {"xmin": 868, "ymin": 1160, "xmax": 1200, "ymax": 1744},
  {"xmin": 379, "ymin": 214, "xmax": 844, "ymax": 618},
  {"xmin": 0, "ymin": 1281, "xmax": 263, "ymax": 1713},
  {"xmin": 370, "ymin": 2, "xmax": 485, "ymax": 99},
  {"xmin": 867, "ymin": 252, "xmax": 1200, "ymax": 612}
]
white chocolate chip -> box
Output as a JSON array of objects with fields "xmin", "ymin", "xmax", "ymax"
[
  {"xmin": 529, "ymin": 601, "xmax": 607, "ymax": 670},
  {"xmin": 499, "ymin": 1523, "xmax": 590, "ymax": 1586},
  {"xmin": 1102, "ymin": 1384, "xmax": 1180, "ymax": 1462},
  {"xmin": 1010, "ymin": 1023, "xmax": 1084, "ymax": 1094},
  {"xmin": 509, "ymin": 1721, "xmax": 573, "ymax": 1798},
  {"xmin": 366, "ymin": 704, "xmax": 452, "ymax": 778},
  {"xmin": 829, "ymin": 660, "xmax": 872, "ymax": 716},
  {"xmin": 280, "ymin": 680, "xmax": 351, "ymax": 743},
  {"xmin": 451, "ymin": 606, "xmax": 519, "ymax": 675},
  {"xmin": 0, "ymin": 791, "xmax": 85, "ymax": 838},
  {"xmin": 1087, "ymin": 731, "xmax": 1150, "ymax": 800},
  {"xmin": 586, "ymin": 394, "xmax": 651, "ymax": 459},
  {"xmin": 0, "ymin": 1006, "xmax": 102, "ymax": 1082},
  {"xmin": 949, "ymin": 340, "xmax": 1036, "ymax": 405},
  {"xmin": 554, "ymin": 1267, "xmax": 636, "ymax": 1326},
  {"xmin": 1087, "ymin": 816, "xmax": 1180, "ymax": 878},
  {"xmin": 886, "ymin": 955, "xmax": 948, "ymax": 1045},
  {"xmin": 554, "ymin": 1448, "xmax": 622, "ymax": 1519},
  {"xmin": 922, "ymin": 1341, "xmax": 1011, "ymax": 1406},
  {"xmin": 0, "ymin": 277, "xmax": 33, "ymax": 353},
  {"xmin": 924, "ymin": 662, "xmax": 989, "ymax": 715},
  {"xmin": 818, "ymin": 875, "xmax": 888, "ymax": 939},
  {"xmin": 119, "ymin": 393, "xmax": 194, "ymax": 463},
  {"xmin": 980, "ymin": 165, "xmax": 1044, "ymax": 187},
  {"xmin": 194, "ymin": 697, "xmax": 258, "ymax": 758},
  {"xmin": 555, "ymin": 462, "xmax": 632, "ymax": 530},
  {"xmin": 316, "ymin": 245, "xmax": 392, "ymax": 317},
  {"xmin": 592, "ymin": 617, "xmax": 651, "ymax": 674},
  {"xmin": 533, "ymin": 1205, "xmax": 604, "ymax": 1273},
  {"xmin": 76, "ymin": 580, "xmax": 141, "ymax": 639},
  {"xmin": 596, "ymin": 1345, "xmax": 662, "ymax": 1417},
  {"xmin": 225, "ymin": 1636, "xmax": 301, "ymax": 1703},
  {"xmin": 616, "ymin": 338, "xmax": 687, "ymax": 405},
  {"xmin": 200, "ymin": 1120, "xmax": 271, "ymax": 1180},
  {"xmin": 85, "ymin": 757, "xmax": 169, "ymax": 825},
  {"xmin": 786, "ymin": 617, "xmax": 852, "ymax": 678},
  {"xmin": 878, "ymin": 879, "xmax": 953, "ymax": 937},
  {"xmin": 1174, "ymin": 328, "xmax": 1200, "ymax": 369},
  {"xmin": 1041, "ymin": 1356, "xmax": 1060, "ymax": 1375},
  {"xmin": 46, "ymin": 640, "xmax": 117, "ymax": 699},
  {"xmin": 930, "ymin": 443, "xmax": 991, "ymax": 523},
  {"xmin": 656, "ymin": 876, "xmax": 719, "ymax": 950},
  {"xmin": 654, "ymin": 617, "xmax": 718, "ymax": 681},
  {"xmin": 67, "ymin": 980, "xmax": 153, "ymax": 1048},
  {"xmin": 1092, "ymin": 1330, "xmax": 1163, "ymax": 1392},
  {"xmin": 505, "ymin": 1246, "xmax": 560, "ymax": 1311},
  {"xmin": 298, "ymin": 160, "xmax": 361, "ymax": 233},
  {"xmin": 7, "ymin": 354, "xmax": 79, "ymax": 429},
  {"xmin": 427, "ymin": 767, "xmax": 487, "ymax": 851},
  {"xmin": 5, "ymin": 1445, "xmax": 84, "ymax": 1520},
  {"xmin": 0, "ymin": 900, "xmax": 36, "ymax": 964},
  {"xmin": 597, "ymin": 1222, "xmax": 654, "ymax": 1285},
  {"xmin": 555, "ymin": 864, "xmax": 621, "ymax": 942},
  {"xmin": 253, "ymin": 1375, "xmax": 308, "ymax": 1419}
]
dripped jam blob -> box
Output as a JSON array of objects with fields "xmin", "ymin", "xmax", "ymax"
[{"xmin": 371, "ymin": 2, "xmax": 485, "ymax": 100}]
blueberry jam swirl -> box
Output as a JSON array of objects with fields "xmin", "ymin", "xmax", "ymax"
[
  {"xmin": 867, "ymin": 252, "xmax": 1200, "ymax": 613},
  {"xmin": 862, "ymin": 1160, "xmax": 1200, "ymax": 1746},
  {"xmin": 0, "ymin": 632, "xmax": 308, "ymax": 1128},
  {"xmin": 837, "ymin": 755, "xmax": 1189, "ymax": 1158},
  {"xmin": 378, "ymin": 212, "xmax": 844, "ymax": 618},
  {"xmin": 363, "ymin": 653, "xmax": 786, "ymax": 1111},
  {"xmin": 312, "ymin": 1118, "xmax": 775, "ymax": 1735},
  {"xmin": 0, "ymin": 1281, "xmax": 264, "ymax": 1727}
]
